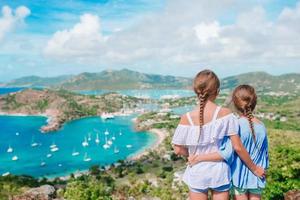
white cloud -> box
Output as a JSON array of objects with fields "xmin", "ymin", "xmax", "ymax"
[
  {"xmin": 0, "ymin": 5, "xmax": 30, "ymax": 41},
  {"xmin": 43, "ymin": 0, "xmax": 300, "ymax": 74},
  {"xmin": 44, "ymin": 14, "xmax": 106, "ymax": 58},
  {"xmin": 194, "ymin": 21, "xmax": 220, "ymax": 45}
]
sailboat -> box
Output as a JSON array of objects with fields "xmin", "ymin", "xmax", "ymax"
[
  {"xmin": 119, "ymin": 130, "xmax": 122, "ymax": 136},
  {"xmin": 88, "ymin": 133, "xmax": 92, "ymax": 141},
  {"xmin": 112, "ymin": 132, "xmax": 116, "ymax": 140},
  {"xmin": 107, "ymin": 138, "xmax": 113, "ymax": 145},
  {"xmin": 72, "ymin": 149, "xmax": 80, "ymax": 156},
  {"xmin": 114, "ymin": 145, "xmax": 119, "ymax": 154},
  {"xmin": 95, "ymin": 133, "xmax": 100, "ymax": 144},
  {"xmin": 50, "ymin": 146, "xmax": 59, "ymax": 152},
  {"xmin": 2, "ymin": 172, "xmax": 10, "ymax": 176},
  {"xmin": 31, "ymin": 136, "xmax": 39, "ymax": 147},
  {"xmin": 15, "ymin": 132, "xmax": 20, "ymax": 136},
  {"xmin": 104, "ymin": 129, "xmax": 109, "ymax": 135},
  {"xmin": 126, "ymin": 144, "xmax": 132, "ymax": 148},
  {"xmin": 46, "ymin": 153, "xmax": 52, "ymax": 158},
  {"xmin": 7, "ymin": 145, "xmax": 13, "ymax": 153},
  {"xmin": 83, "ymin": 153, "xmax": 91, "ymax": 162},
  {"xmin": 12, "ymin": 155, "xmax": 18, "ymax": 161},
  {"xmin": 50, "ymin": 141, "xmax": 57, "ymax": 149},
  {"xmin": 103, "ymin": 136, "xmax": 110, "ymax": 149},
  {"xmin": 40, "ymin": 161, "xmax": 46, "ymax": 167},
  {"xmin": 82, "ymin": 137, "xmax": 89, "ymax": 147}
]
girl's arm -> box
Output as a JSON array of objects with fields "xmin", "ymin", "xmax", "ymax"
[
  {"xmin": 188, "ymin": 152, "xmax": 223, "ymax": 166},
  {"xmin": 230, "ymin": 134, "xmax": 265, "ymax": 178},
  {"xmin": 187, "ymin": 136, "xmax": 233, "ymax": 166}
]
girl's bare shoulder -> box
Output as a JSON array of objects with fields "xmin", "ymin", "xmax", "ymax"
[
  {"xmin": 179, "ymin": 113, "xmax": 190, "ymax": 125},
  {"xmin": 218, "ymin": 107, "xmax": 233, "ymax": 118}
]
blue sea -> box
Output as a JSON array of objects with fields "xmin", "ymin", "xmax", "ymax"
[
  {"xmin": 77, "ymin": 89, "xmax": 194, "ymax": 99},
  {"xmin": 0, "ymin": 87, "xmax": 26, "ymax": 95},
  {"xmin": 0, "ymin": 115, "xmax": 156, "ymax": 178}
]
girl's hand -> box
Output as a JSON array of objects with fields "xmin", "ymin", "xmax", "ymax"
[
  {"xmin": 187, "ymin": 155, "xmax": 201, "ymax": 166},
  {"xmin": 253, "ymin": 165, "xmax": 265, "ymax": 178}
]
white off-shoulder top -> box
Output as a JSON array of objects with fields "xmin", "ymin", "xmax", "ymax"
[{"xmin": 172, "ymin": 106, "xmax": 239, "ymax": 189}]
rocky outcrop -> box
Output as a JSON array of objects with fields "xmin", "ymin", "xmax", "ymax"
[
  {"xmin": 13, "ymin": 185, "xmax": 56, "ymax": 200},
  {"xmin": 284, "ymin": 190, "xmax": 300, "ymax": 200}
]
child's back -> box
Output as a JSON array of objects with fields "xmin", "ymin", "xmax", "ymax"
[{"xmin": 231, "ymin": 117, "xmax": 269, "ymax": 188}]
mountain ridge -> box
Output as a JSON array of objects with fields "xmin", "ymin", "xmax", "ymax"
[{"xmin": 4, "ymin": 69, "xmax": 300, "ymax": 93}]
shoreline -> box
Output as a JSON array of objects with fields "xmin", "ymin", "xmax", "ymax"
[{"xmin": 128, "ymin": 128, "xmax": 168, "ymax": 161}]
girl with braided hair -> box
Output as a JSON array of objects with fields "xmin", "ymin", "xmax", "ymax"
[
  {"xmin": 172, "ymin": 70, "xmax": 265, "ymax": 200},
  {"xmin": 228, "ymin": 85, "xmax": 269, "ymax": 199}
]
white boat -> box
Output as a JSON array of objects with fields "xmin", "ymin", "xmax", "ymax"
[
  {"xmin": 7, "ymin": 146, "xmax": 13, "ymax": 153},
  {"xmin": 31, "ymin": 136, "xmax": 39, "ymax": 147},
  {"xmin": 50, "ymin": 142, "xmax": 57, "ymax": 149},
  {"xmin": 88, "ymin": 133, "xmax": 92, "ymax": 141},
  {"xmin": 103, "ymin": 143, "xmax": 110, "ymax": 149},
  {"xmin": 119, "ymin": 131, "xmax": 122, "ymax": 136},
  {"xmin": 40, "ymin": 162, "xmax": 46, "ymax": 167},
  {"xmin": 114, "ymin": 146, "xmax": 119, "ymax": 154},
  {"xmin": 107, "ymin": 139, "xmax": 113, "ymax": 146},
  {"xmin": 104, "ymin": 129, "xmax": 109, "ymax": 135},
  {"xmin": 12, "ymin": 155, "xmax": 18, "ymax": 161},
  {"xmin": 103, "ymin": 136, "xmax": 110, "ymax": 149},
  {"xmin": 126, "ymin": 144, "xmax": 132, "ymax": 148},
  {"xmin": 16, "ymin": 132, "xmax": 19, "ymax": 136},
  {"xmin": 83, "ymin": 153, "xmax": 91, "ymax": 162},
  {"xmin": 72, "ymin": 149, "xmax": 80, "ymax": 156},
  {"xmin": 95, "ymin": 133, "xmax": 100, "ymax": 144},
  {"xmin": 58, "ymin": 164, "xmax": 62, "ymax": 167},
  {"xmin": 46, "ymin": 153, "xmax": 52, "ymax": 158},
  {"xmin": 101, "ymin": 113, "xmax": 115, "ymax": 120},
  {"xmin": 112, "ymin": 132, "xmax": 116, "ymax": 140},
  {"xmin": 2, "ymin": 172, "xmax": 10, "ymax": 176},
  {"xmin": 82, "ymin": 137, "xmax": 89, "ymax": 147},
  {"xmin": 50, "ymin": 147, "xmax": 59, "ymax": 152}
]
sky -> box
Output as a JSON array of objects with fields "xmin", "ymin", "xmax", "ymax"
[{"xmin": 0, "ymin": 0, "xmax": 299, "ymax": 81}]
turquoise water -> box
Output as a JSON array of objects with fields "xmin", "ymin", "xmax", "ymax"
[
  {"xmin": 0, "ymin": 87, "xmax": 26, "ymax": 95},
  {"xmin": 77, "ymin": 89, "xmax": 194, "ymax": 99},
  {"xmin": 0, "ymin": 115, "xmax": 156, "ymax": 178}
]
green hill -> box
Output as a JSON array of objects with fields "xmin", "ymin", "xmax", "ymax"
[
  {"xmin": 5, "ymin": 75, "xmax": 73, "ymax": 87},
  {"xmin": 58, "ymin": 69, "xmax": 191, "ymax": 90},
  {"xmin": 221, "ymin": 72, "xmax": 300, "ymax": 94},
  {"xmin": 4, "ymin": 70, "xmax": 300, "ymax": 94}
]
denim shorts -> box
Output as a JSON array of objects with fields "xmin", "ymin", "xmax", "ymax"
[{"xmin": 189, "ymin": 184, "xmax": 231, "ymax": 194}]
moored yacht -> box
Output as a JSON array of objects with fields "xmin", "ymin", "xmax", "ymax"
[
  {"xmin": 72, "ymin": 149, "xmax": 80, "ymax": 156},
  {"xmin": 101, "ymin": 113, "xmax": 115, "ymax": 120},
  {"xmin": 95, "ymin": 133, "xmax": 100, "ymax": 144},
  {"xmin": 7, "ymin": 145, "xmax": 13, "ymax": 153},
  {"xmin": 82, "ymin": 137, "xmax": 89, "ymax": 147},
  {"xmin": 12, "ymin": 155, "xmax": 18, "ymax": 161},
  {"xmin": 83, "ymin": 153, "xmax": 91, "ymax": 162}
]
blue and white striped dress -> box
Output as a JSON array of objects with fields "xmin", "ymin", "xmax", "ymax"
[{"xmin": 172, "ymin": 106, "xmax": 239, "ymax": 189}]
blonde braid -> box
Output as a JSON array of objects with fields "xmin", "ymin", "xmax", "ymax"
[
  {"xmin": 245, "ymin": 106, "xmax": 256, "ymax": 142},
  {"xmin": 197, "ymin": 92, "xmax": 207, "ymax": 142}
]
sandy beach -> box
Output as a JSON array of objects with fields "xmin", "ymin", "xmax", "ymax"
[{"xmin": 129, "ymin": 128, "xmax": 168, "ymax": 160}]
